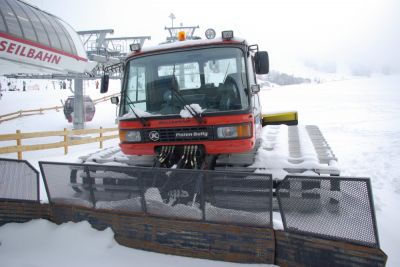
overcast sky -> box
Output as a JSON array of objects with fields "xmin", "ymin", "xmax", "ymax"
[{"xmin": 26, "ymin": 0, "xmax": 400, "ymax": 73}]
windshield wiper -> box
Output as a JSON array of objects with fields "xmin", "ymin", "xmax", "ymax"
[
  {"xmin": 222, "ymin": 62, "xmax": 231, "ymax": 84},
  {"xmin": 171, "ymin": 66, "xmax": 204, "ymax": 124},
  {"xmin": 123, "ymin": 93, "xmax": 149, "ymax": 127}
]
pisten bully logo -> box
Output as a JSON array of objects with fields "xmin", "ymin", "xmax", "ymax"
[{"xmin": 148, "ymin": 131, "xmax": 160, "ymax": 141}]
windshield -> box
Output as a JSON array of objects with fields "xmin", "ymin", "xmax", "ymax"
[{"xmin": 120, "ymin": 47, "xmax": 248, "ymax": 117}]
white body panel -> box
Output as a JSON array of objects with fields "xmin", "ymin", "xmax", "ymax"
[{"xmin": 0, "ymin": 33, "xmax": 96, "ymax": 75}]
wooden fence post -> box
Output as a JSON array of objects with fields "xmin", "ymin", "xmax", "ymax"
[
  {"xmin": 63, "ymin": 128, "xmax": 68, "ymax": 154},
  {"xmin": 16, "ymin": 130, "xmax": 22, "ymax": 160},
  {"xmin": 99, "ymin": 127, "xmax": 103, "ymax": 149}
]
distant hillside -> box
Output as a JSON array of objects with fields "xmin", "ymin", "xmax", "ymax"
[{"xmin": 258, "ymin": 70, "xmax": 311, "ymax": 86}]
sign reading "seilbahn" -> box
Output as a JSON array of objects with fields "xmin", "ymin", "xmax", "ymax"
[{"xmin": 0, "ymin": 39, "xmax": 61, "ymax": 64}]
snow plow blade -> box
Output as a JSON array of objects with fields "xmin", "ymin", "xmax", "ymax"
[
  {"xmin": 36, "ymin": 161, "xmax": 387, "ymax": 266},
  {"xmin": 262, "ymin": 111, "xmax": 298, "ymax": 126},
  {"xmin": 61, "ymin": 162, "xmax": 274, "ymax": 220}
]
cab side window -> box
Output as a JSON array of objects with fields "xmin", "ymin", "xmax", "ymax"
[{"xmin": 248, "ymin": 55, "xmax": 257, "ymax": 85}]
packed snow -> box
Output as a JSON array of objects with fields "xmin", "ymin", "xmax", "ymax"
[
  {"xmin": 251, "ymin": 124, "xmax": 339, "ymax": 179},
  {"xmin": 1, "ymin": 75, "xmax": 400, "ymax": 266}
]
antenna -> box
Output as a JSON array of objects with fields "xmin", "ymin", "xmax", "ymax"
[{"xmin": 169, "ymin": 13, "xmax": 176, "ymax": 28}]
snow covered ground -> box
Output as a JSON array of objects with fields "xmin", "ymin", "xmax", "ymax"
[
  {"xmin": 0, "ymin": 219, "xmax": 270, "ymax": 267},
  {"xmin": 0, "ymin": 75, "xmax": 399, "ymax": 266},
  {"xmin": 260, "ymin": 75, "xmax": 400, "ymax": 266}
]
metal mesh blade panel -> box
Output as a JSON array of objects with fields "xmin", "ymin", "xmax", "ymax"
[
  {"xmin": 141, "ymin": 169, "xmax": 203, "ymax": 220},
  {"xmin": 85, "ymin": 165, "xmax": 143, "ymax": 212},
  {"xmin": 277, "ymin": 175, "xmax": 379, "ymax": 248},
  {"xmin": 40, "ymin": 162, "xmax": 273, "ymax": 227},
  {"xmin": 40, "ymin": 163, "xmax": 94, "ymax": 208},
  {"xmin": 205, "ymin": 174, "xmax": 272, "ymax": 226},
  {"xmin": 0, "ymin": 158, "xmax": 39, "ymax": 201}
]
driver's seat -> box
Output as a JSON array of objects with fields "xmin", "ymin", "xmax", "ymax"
[{"xmin": 148, "ymin": 75, "xmax": 178, "ymax": 113}]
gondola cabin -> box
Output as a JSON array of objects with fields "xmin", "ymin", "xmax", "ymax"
[{"xmin": 63, "ymin": 96, "xmax": 96, "ymax": 123}]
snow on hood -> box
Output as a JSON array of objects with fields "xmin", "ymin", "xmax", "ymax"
[
  {"xmin": 179, "ymin": 104, "xmax": 205, "ymax": 118},
  {"xmin": 119, "ymin": 107, "xmax": 153, "ymax": 120}
]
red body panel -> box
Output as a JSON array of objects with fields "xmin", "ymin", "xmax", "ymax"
[
  {"xmin": 119, "ymin": 113, "xmax": 255, "ymax": 155},
  {"xmin": 120, "ymin": 37, "xmax": 256, "ymax": 156}
]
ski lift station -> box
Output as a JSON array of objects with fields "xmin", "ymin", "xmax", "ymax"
[
  {"xmin": 0, "ymin": 0, "xmax": 95, "ymax": 75},
  {"xmin": 0, "ymin": 0, "xmax": 150, "ymax": 129}
]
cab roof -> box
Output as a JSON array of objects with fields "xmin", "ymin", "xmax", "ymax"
[{"xmin": 127, "ymin": 37, "xmax": 247, "ymax": 59}]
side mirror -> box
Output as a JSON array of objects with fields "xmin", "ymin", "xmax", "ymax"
[
  {"xmin": 254, "ymin": 51, "xmax": 269, "ymax": 74},
  {"xmin": 100, "ymin": 74, "xmax": 109, "ymax": 94},
  {"xmin": 250, "ymin": 84, "xmax": 260, "ymax": 94},
  {"xmin": 110, "ymin": 96, "xmax": 119, "ymax": 105}
]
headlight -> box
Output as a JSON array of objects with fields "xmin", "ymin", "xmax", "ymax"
[
  {"xmin": 217, "ymin": 126, "xmax": 238, "ymax": 138},
  {"xmin": 216, "ymin": 123, "xmax": 251, "ymax": 139},
  {"xmin": 120, "ymin": 130, "xmax": 141, "ymax": 142}
]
